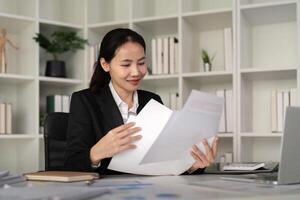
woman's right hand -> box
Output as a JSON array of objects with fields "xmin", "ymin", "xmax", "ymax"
[{"xmin": 90, "ymin": 122, "xmax": 142, "ymax": 165}]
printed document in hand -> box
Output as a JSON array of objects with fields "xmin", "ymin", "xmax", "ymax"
[{"xmin": 108, "ymin": 90, "xmax": 224, "ymax": 175}]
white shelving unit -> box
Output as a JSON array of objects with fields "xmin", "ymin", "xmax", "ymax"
[
  {"xmin": 0, "ymin": 0, "xmax": 85, "ymax": 173},
  {"xmin": 0, "ymin": 0, "xmax": 298, "ymax": 173}
]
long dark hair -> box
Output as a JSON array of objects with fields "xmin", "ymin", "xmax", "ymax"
[{"xmin": 89, "ymin": 28, "xmax": 146, "ymax": 92}]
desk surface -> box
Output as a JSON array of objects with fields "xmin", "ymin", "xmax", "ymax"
[{"xmin": 3, "ymin": 174, "xmax": 300, "ymax": 200}]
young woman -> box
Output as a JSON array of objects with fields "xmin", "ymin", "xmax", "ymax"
[{"xmin": 65, "ymin": 28, "xmax": 218, "ymax": 175}]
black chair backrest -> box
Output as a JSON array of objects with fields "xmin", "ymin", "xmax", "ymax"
[{"xmin": 44, "ymin": 112, "xmax": 69, "ymax": 171}]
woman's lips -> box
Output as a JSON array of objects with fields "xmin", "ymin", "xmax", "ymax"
[{"xmin": 127, "ymin": 79, "xmax": 140, "ymax": 85}]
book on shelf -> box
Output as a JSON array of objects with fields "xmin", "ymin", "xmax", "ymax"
[
  {"xmin": 163, "ymin": 37, "xmax": 169, "ymax": 74},
  {"xmin": 24, "ymin": 171, "xmax": 99, "ymax": 182},
  {"xmin": 271, "ymin": 89, "xmax": 296, "ymax": 133},
  {"xmin": 215, "ymin": 89, "xmax": 233, "ymax": 133},
  {"xmin": 169, "ymin": 92, "xmax": 179, "ymax": 111},
  {"xmin": 216, "ymin": 89, "xmax": 226, "ymax": 133},
  {"xmin": 88, "ymin": 43, "xmax": 100, "ymax": 79},
  {"xmin": 151, "ymin": 38, "xmax": 157, "ymax": 75},
  {"xmin": 157, "ymin": 37, "xmax": 163, "ymax": 75},
  {"xmin": 223, "ymin": 27, "xmax": 233, "ymax": 71},
  {"xmin": 151, "ymin": 36, "xmax": 178, "ymax": 75},
  {"xmin": 0, "ymin": 102, "xmax": 12, "ymax": 134},
  {"xmin": 47, "ymin": 95, "xmax": 70, "ymax": 113},
  {"xmin": 225, "ymin": 89, "xmax": 233, "ymax": 133}
]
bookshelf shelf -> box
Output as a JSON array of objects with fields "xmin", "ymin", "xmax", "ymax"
[
  {"xmin": 0, "ymin": 13, "xmax": 36, "ymax": 23},
  {"xmin": 183, "ymin": 71, "xmax": 233, "ymax": 77},
  {"xmin": 39, "ymin": 76, "xmax": 83, "ymax": 85},
  {"xmin": 88, "ymin": 21, "xmax": 130, "ymax": 29},
  {"xmin": 0, "ymin": 74, "xmax": 34, "ymax": 84},
  {"xmin": 240, "ymin": 132, "xmax": 283, "ymax": 137},
  {"xmin": 217, "ymin": 133, "xmax": 234, "ymax": 138},
  {"xmin": 132, "ymin": 15, "xmax": 178, "ymax": 24},
  {"xmin": 182, "ymin": 8, "xmax": 233, "ymax": 18},
  {"xmin": 0, "ymin": 134, "xmax": 37, "ymax": 139},
  {"xmin": 38, "ymin": 19, "xmax": 84, "ymax": 29}
]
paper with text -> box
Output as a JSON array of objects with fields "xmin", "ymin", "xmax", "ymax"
[{"xmin": 141, "ymin": 90, "xmax": 223, "ymax": 164}]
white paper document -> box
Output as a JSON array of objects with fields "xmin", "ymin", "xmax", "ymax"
[{"xmin": 108, "ymin": 90, "xmax": 224, "ymax": 175}]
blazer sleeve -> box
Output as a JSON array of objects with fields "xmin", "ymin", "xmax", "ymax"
[{"xmin": 64, "ymin": 92, "xmax": 95, "ymax": 172}]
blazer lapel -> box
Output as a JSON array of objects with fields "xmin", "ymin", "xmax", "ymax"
[
  {"xmin": 137, "ymin": 90, "xmax": 147, "ymax": 114},
  {"xmin": 93, "ymin": 85, "xmax": 123, "ymax": 135}
]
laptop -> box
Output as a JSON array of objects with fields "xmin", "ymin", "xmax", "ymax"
[{"xmin": 222, "ymin": 106, "xmax": 300, "ymax": 185}]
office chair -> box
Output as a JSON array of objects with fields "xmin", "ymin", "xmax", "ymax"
[{"xmin": 44, "ymin": 112, "xmax": 69, "ymax": 171}]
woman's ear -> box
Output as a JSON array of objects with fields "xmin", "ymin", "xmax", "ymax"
[{"xmin": 100, "ymin": 58, "xmax": 110, "ymax": 72}]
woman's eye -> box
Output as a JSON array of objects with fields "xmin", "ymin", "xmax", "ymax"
[
  {"xmin": 138, "ymin": 62, "xmax": 145, "ymax": 65},
  {"xmin": 121, "ymin": 64, "xmax": 130, "ymax": 67}
]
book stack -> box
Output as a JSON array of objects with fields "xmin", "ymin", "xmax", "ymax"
[
  {"xmin": 215, "ymin": 89, "xmax": 233, "ymax": 133},
  {"xmin": 0, "ymin": 102, "xmax": 12, "ymax": 134},
  {"xmin": 271, "ymin": 88, "xmax": 296, "ymax": 133},
  {"xmin": 46, "ymin": 95, "xmax": 71, "ymax": 113},
  {"xmin": 88, "ymin": 43, "xmax": 100, "ymax": 79},
  {"xmin": 151, "ymin": 36, "xmax": 179, "ymax": 75}
]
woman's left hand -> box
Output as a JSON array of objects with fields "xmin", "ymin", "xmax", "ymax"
[{"xmin": 189, "ymin": 137, "xmax": 219, "ymax": 172}]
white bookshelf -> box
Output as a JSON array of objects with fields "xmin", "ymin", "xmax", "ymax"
[
  {"xmin": 0, "ymin": 0, "xmax": 86, "ymax": 174},
  {"xmin": 0, "ymin": 0, "xmax": 298, "ymax": 173}
]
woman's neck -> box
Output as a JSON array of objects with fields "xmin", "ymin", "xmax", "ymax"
[{"xmin": 112, "ymin": 82, "xmax": 134, "ymax": 108}]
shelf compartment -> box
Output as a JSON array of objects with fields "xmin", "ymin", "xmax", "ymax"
[
  {"xmin": 182, "ymin": 10, "xmax": 233, "ymax": 73},
  {"xmin": 0, "ymin": 0, "xmax": 36, "ymax": 18},
  {"xmin": 0, "ymin": 139, "xmax": 38, "ymax": 173},
  {"xmin": 0, "ymin": 81, "xmax": 37, "ymax": 137},
  {"xmin": 182, "ymin": 0, "xmax": 233, "ymax": 13},
  {"xmin": 239, "ymin": 2, "xmax": 297, "ymax": 69},
  {"xmin": 141, "ymin": 77, "xmax": 179, "ymax": 109},
  {"xmin": 216, "ymin": 137, "xmax": 234, "ymax": 162},
  {"xmin": 87, "ymin": 0, "xmax": 130, "ymax": 24},
  {"xmin": 240, "ymin": 71, "xmax": 296, "ymax": 134},
  {"xmin": 0, "ymin": 15, "xmax": 36, "ymax": 76},
  {"xmin": 182, "ymin": 75, "xmax": 233, "ymax": 102},
  {"xmin": 38, "ymin": 23, "xmax": 85, "ymax": 80},
  {"xmin": 240, "ymin": 137, "xmax": 281, "ymax": 162},
  {"xmin": 39, "ymin": 0, "xmax": 84, "ymax": 26},
  {"xmin": 132, "ymin": 17, "xmax": 178, "ymax": 77},
  {"xmin": 88, "ymin": 23, "xmax": 130, "ymax": 47},
  {"xmin": 132, "ymin": 0, "xmax": 178, "ymax": 19}
]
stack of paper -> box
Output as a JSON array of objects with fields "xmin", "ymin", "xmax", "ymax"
[{"xmin": 109, "ymin": 90, "xmax": 224, "ymax": 175}]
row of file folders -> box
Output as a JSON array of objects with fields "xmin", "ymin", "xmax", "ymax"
[
  {"xmin": 0, "ymin": 103, "xmax": 12, "ymax": 134},
  {"xmin": 271, "ymin": 89, "xmax": 297, "ymax": 133},
  {"xmin": 46, "ymin": 95, "xmax": 71, "ymax": 113}
]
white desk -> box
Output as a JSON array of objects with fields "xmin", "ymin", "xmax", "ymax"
[
  {"xmin": 86, "ymin": 174, "xmax": 300, "ymax": 200},
  {"xmin": 3, "ymin": 174, "xmax": 300, "ymax": 199}
]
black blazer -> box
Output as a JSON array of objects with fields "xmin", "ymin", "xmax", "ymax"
[{"xmin": 64, "ymin": 85, "xmax": 163, "ymax": 174}]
